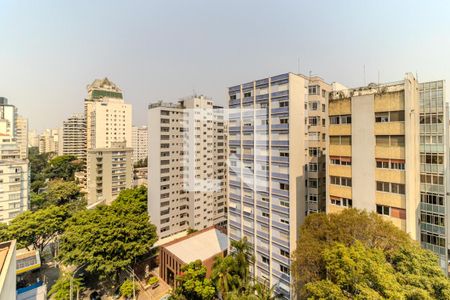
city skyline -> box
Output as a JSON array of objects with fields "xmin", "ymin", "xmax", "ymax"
[{"xmin": 1, "ymin": 0, "xmax": 450, "ymax": 131}]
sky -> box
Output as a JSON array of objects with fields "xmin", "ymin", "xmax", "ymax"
[{"xmin": 1, "ymin": 0, "xmax": 450, "ymax": 132}]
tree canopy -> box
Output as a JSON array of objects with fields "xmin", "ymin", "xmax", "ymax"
[
  {"xmin": 171, "ymin": 260, "xmax": 216, "ymax": 300},
  {"xmin": 8, "ymin": 205, "xmax": 70, "ymax": 252},
  {"xmin": 292, "ymin": 209, "xmax": 450, "ymax": 299},
  {"xmin": 48, "ymin": 272, "xmax": 84, "ymax": 300},
  {"xmin": 58, "ymin": 187, "xmax": 157, "ymax": 280}
]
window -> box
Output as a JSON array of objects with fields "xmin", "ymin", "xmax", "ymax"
[
  {"xmin": 308, "ymin": 85, "xmax": 319, "ymax": 95},
  {"xmin": 244, "ymin": 91, "xmax": 252, "ymax": 98},
  {"xmin": 420, "ymin": 113, "xmax": 443, "ymax": 124},
  {"xmin": 309, "ymin": 148, "xmax": 319, "ymax": 157},
  {"xmin": 375, "ymin": 111, "xmax": 405, "ymax": 122},
  {"xmin": 330, "ymin": 196, "xmax": 352, "ymax": 207},
  {"xmin": 262, "ymin": 256, "xmax": 270, "ymax": 264},
  {"xmin": 376, "ymin": 159, "xmax": 405, "ymax": 170},
  {"xmin": 280, "ymin": 265, "xmax": 289, "ymax": 274},
  {"xmin": 421, "ymin": 193, "xmax": 444, "ymax": 206},
  {"xmin": 330, "ymin": 136, "xmax": 351, "ymax": 145},
  {"xmin": 280, "ymin": 218, "xmax": 289, "ymax": 225},
  {"xmin": 420, "ymin": 153, "xmax": 444, "ymax": 164},
  {"xmin": 262, "ymin": 212, "xmax": 270, "ymax": 218},
  {"xmin": 376, "ymin": 205, "xmax": 390, "ymax": 216},
  {"xmin": 376, "ymin": 135, "xmax": 404, "ymax": 147},
  {"xmin": 280, "ymin": 249, "xmax": 290, "ymax": 258},
  {"xmin": 376, "ymin": 160, "xmax": 389, "ymax": 169},
  {"xmin": 308, "ymin": 163, "xmax": 318, "ymax": 172},
  {"xmin": 309, "ymin": 102, "xmax": 319, "ymax": 110},
  {"xmin": 280, "ymin": 183, "xmax": 289, "ymax": 190},
  {"xmin": 376, "ymin": 181, "xmax": 405, "ymax": 194},
  {"xmin": 330, "ymin": 176, "xmax": 352, "ymax": 187},
  {"xmin": 309, "ymin": 117, "xmax": 319, "ymax": 126},
  {"xmin": 330, "ymin": 156, "xmax": 351, "ymax": 166}
]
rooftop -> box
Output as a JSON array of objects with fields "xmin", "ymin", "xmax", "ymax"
[{"xmin": 163, "ymin": 227, "xmax": 228, "ymax": 263}]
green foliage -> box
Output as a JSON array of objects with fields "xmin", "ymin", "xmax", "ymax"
[
  {"xmin": 187, "ymin": 227, "xmax": 198, "ymax": 235},
  {"xmin": 58, "ymin": 187, "xmax": 157, "ymax": 280},
  {"xmin": 8, "ymin": 205, "xmax": 69, "ymax": 252},
  {"xmin": 147, "ymin": 276, "xmax": 159, "ymax": 286},
  {"xmin": 112, "ymin": 185, "xmax": 148, "ymax": 215},
  {"xmin": 31, "ymin": 179, "xmax": 84, "ymax": 210},
  {"xmin": 45, "ymin": 155, "xmax": 84, "ymax": 181},
  {"xmin": 48, "ymin": 272, "xmax": 84, "ymax": 300},
  {"xmin": 171, "ymin": 260, "xmax": 216, "ymax": 300},
  {"xmin": 134, "ymin": 157, "xmax": 148, "ymax": 168},
  {"xmin": 292, "ymin": 209, "xmax": 450, "ymax": 299},
  {"xmin": 28, "ymin": 147, "xmax": 52, "ymax": 192},
  {"xmin": 120, "ymin": 279, "xmax": 138, "ymax": 297}
]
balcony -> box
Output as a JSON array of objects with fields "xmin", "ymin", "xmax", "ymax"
[
  {"xmin": 271, "ymin": 107, "xmax": 288, "ymax": 115},
  {"xmin": 271, "ymin": 124, "xmax": 289, "ymax": 131}
]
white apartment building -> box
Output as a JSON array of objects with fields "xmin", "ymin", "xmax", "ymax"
[
  {"xmin": 132, "ymin": 125, "xmax": 148, "ymax": 163},
  {"xmin": 28, "ymin": 130, "xmax": 39, "ymax": 148},
  {"xmin": 148, "ymin": 95, "xmax": 227, "ymax": 240},
  {"xmin": 85, "ymin": 78, "xmax": 132, "ymax": 150},
  {"xmin": 38, "ymin": 128, "xmax": 59, "ymax": 154},
  {"xmin": 0, "ymin": 98, "xmax": 29, "ymax": 224},
  {"xmin": 61, "ymin": 113, "xmax": 86, "ymax": 160}
]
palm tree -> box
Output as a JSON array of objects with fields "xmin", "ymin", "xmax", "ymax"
[
  {"xmin": 211, "ymin": 256, "xmax": 240, "ymax": 299},
  {"xmin": 230, "ymin": 237, "xmax": 254, "ymax": 284},
  {"xmin": 251, "ymin": 280, "xmax": 282, "ymax": 300}
]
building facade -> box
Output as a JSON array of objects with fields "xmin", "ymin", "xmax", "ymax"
[
  {"xmin": 148, "ymin": 95, "xmax": 227, "ymax": 240},
  {"xmin": 0, "ymin": 98, "xmax": 29, "ymax": 224},
  {"xmin": 84, "ymin": 78, "xmax": 132, "ymax": 150},
  {"xmin": 38, "ymin": 128, "xmax": 59, "ymax": 154},
  {"xmin": 132, "ymin": 125, "xmax": 148, "ymax": 163},
  {"xmin": 418, "ymin": 80, "xmax": 449, "ymax": 270},
  {"xmin": 61, "ymin": 113, "xmax": 86, "ymax": 160},
  {"xmin": 0, "ymin": 240, "xmax": 16, "ymax": 300},
  {"xmin": 15, "ymin": 115, "xmax": 28, "ymax": 159},
  {"xmin": 228, "ymin": 73, "xmax": 317, "ymax": 299},
  {"xmin": 327, "ymin": 73, "xmax": 420, "ymax": 238},
  {"xmin": 86, "ymin": 141, "xmax": 133, "ymax": 206},
  {"xmin": 305, "ymin": 77, "xmax": 332, "ymax": 214}
]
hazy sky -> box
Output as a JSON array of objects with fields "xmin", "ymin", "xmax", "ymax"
[{"xmin": 1, "ymin": 0, "xmax": 449, "ymax": 131}]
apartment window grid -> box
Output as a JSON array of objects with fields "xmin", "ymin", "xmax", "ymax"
[
  {"xmin": 228, "ymin": 75, "xmax": 292, "ymax": 300},
  {"xmin": 419, "ymin": 81, "xmax": 448, "ymax": 265}
]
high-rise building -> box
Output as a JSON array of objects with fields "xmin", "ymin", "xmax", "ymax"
[
  {"xmin": 148, "ymin": 95, "xmax": 227, "ymax": 240},
  {"xmin": 15, "ymin": 115, "xmax": 28, "ymax": 159},
  {"xmin": 0, "ymin": 97, "xmax": 16, "ymax": 138},
  {"xmin": 305, "ymin": 77, "xmax": 332, "ymax": 214},
  {"xmin": 228, "ymin": 73, "xmax": 327, "ymax": 299},
  {"xmin": 84, "ymin": 78, "xmax": 133, "ymax": 206},
  {"xmin": 327, "ymin": 73, "xmax": 420, "ymax": 239},
  {"xmin": 132, "ymin": 125, "xmax": 148, "ymax": 163},
  {"xmin": 28, "ymin": 129, "xmax": 39, "ymax": 148},
  {"xmin": 61, "ymin": 113, "xmax": 86, "ymax": 160},
  {"xmin": 86, "ymin": 141, "xmax": 133, "ymax": 206},
  {"xmin": 38, "ymin": 128, "xmax": 59, "ymax": 154},
  {"xmin": 84, "ymin": 78, "xmax": 132, "ymax": 149},
  {"xmin": 0, "ymin": 98, "xmax": 29, "ymax": 224},
  {"xmin": 418, "ymin": 80, "xmax": 449, "ymax": 271}
]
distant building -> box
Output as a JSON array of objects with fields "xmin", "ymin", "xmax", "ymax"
[
  {"xmin": 61, "ymin": 113, "xmax": 86, "ymax": 160},
  {"xmin": 0, "ymin": 240, "xmax": 16, "ymax": 299},
  {"xmin": 132, "ymin": 125, "xmax": 148, "ymax": 163},
  {"xmin": 38, "ymin": 128, "xmax": 59, "ymax": 154},
  {"xmin": 133, "ymin": 166, "xmax": 147, "ymax": 187},
  {"xmin": 28, "ymin": 129, "xmax": 39, "ymax": 148},
  {"xmin": 84, "ymin": 78, "xmax": 132, "ymax": 149},
  {"xmin": 15, "ymin": 116, "xmax": 28, "ymax": 159},
  {"xmin": 0, "ymin": 98, "xmax": 29, "ymax": 224},
  {"xmin": 148, "ymin": 96, "xmax": 227, "ymax": 240},
  {"xmin": 86, "ymin": 142, "xmax": 133, "ymax": 206},
  {"xmin": 159, "ymin": 227, "xmax": 227, "ymax": 288}
]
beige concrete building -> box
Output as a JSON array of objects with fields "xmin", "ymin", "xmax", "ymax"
[
  {"xmin": 132, "ymin": 125, "xmax": 148, "ymax": 163},
  {"xmin": 84, "ymin": 78, "xmax": 132, "ymax": 150},
  {"xmin": 0, "ymin": 240, "xmax": 16, "ymax": 300},
  {"xmin": 86, "ymin": 142, "xmax": 133, "ymax": 207},
  {"xmin": 61, "ymin": 113, "xmax": 86, "ymax": 160},
  {"xmin": 148, "ymin": 95, "xmax": 227, "ymax": 240},
  {"xmin": 15, "ymin": 115, "xmax": 28, "ymax": 159},
  {"xmin": 327, "ymin": 73, "xmax": 420, "ymax": 238}
]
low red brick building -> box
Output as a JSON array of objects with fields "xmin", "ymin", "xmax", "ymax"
[{"xmin": 159, "ymin": 227, "xmax": 228, "ymax": 288}]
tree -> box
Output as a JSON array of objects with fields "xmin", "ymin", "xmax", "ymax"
[
  {"xmin": 230, "ymin": 237, "xmax": 254, "ymax": 286},
  {"xmin": 8, "ymin": 205, "xmax": 69, "ymax": 252},
  {"xmin": 120, "ymin": 279, "xmax": 138, "ymax": 298},
  {"xmin": 171, "ymin": 260, "xmax": 216, "ymax": 300},
  {"xmin": 211, "ymin": 255, "xmax": 240, "ymax": 298},
  {"xmin": 28, "ymin": 147, "xmax": 52, "ymax": 192},
  {"xmin": 112, "ymin": 185, "xmax": 148, "ymax": 215},
  {"xmin": 292, "ymin": 209, "xmax": 450, "ymax": 299},
  {"xmin": 48, "ymin": 272, "xmax": 84, "ymax": 300},
  {"xmin": 58, "ymin": 189, "xmax": 157, "ymax": 280},
  {"xmin": 45, "ymin": 155, "xmax": 84, "ymax": 181}
]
